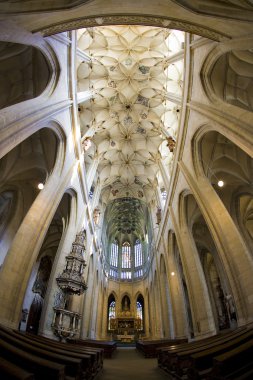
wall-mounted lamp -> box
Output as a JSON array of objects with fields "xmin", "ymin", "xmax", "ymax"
[
  {"xmin": 171, "ymin": 271, "xmax": 175, "ymax": 276},
  {"xmin": 217, "ymin": 180, "xmax": 224, "ymax": 187},
  {"xmin": 38, "ymin": 183, "xmax": 44, "ymax": 190},
  {"xmin": 204, "ymin": 160, "xmax": 225, "ymax": 189}
]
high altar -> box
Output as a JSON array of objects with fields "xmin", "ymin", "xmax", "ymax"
[
  {"xmin": 110, "ymin": 311, "xmax": 142, "ymax": 341},
  {"xmin": 109, "ymin": 296, "xmax": 142, "ymax": 341}
]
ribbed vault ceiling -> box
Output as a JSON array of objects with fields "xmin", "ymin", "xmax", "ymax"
[
  {"xmin": 104, "ymin": 197, "xmax": 147, "ymax": 241},
  {"xmin": 77, "ymin": 26, "xmax": 184, "ymax": 241}
]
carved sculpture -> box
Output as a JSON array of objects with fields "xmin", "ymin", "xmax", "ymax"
[
  {"xmin": 52, "ymin": 229, "xmax": 87, "ymax": 340},
  {"xmin": 93, "ymin": 208, "xmax": 101, "ymax": 225},
  {"xmin": 156, "ymin": 207, "xmax": 162, "ymax": 225},
  {"xmin": 166, "ymin": 136, "xmax": 176, "ymax": 153},
  {"xmin": 56, "ymin": 229, "xmax": 88, "ymax": 295}
]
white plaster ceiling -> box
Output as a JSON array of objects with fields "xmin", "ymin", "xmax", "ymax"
[{"xmin": 77, "ymin": 26, "xmax": 184, "ymax": 206}]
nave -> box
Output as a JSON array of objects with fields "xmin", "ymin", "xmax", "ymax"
[
  {"xmin": 95, "ymin": 347, "xmax": 170, "ymax": 380},
  {"xmin": 0, "ymin": 2, "xmax": 253, "ymax": 380}
]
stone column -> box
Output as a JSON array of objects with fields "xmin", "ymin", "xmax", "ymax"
[
  {"xmin": 80, "ymin": 260, "xmax": 94, "ymax": 339},
  {"xmin": 95, "ymin": 285, "xmax": 104, "ymax": 339},
  {"xmin": 86, "ymin": 156, "xmax": 99, "ymax": 191},
  {"xmin": 101, "ymin": 291, "xmax": 109, "ymax": 339},
  {"xmin": 0, "ymin": 167, "xmax": 71, "ymax": 328},
  {"xmin": 158, "ymin": 160, "xmax": 171, "ymax": 192},
  {"xmin": 159, "ymin": 239, "xmax": 175, "ymax": 338},
  {"xmin": 39, "ymin": 195, "xmax": 79, "ymax": 338},
  {"xmin": 90, "ymin": 274, "xmax": 99, "ymax": 338},
  {"xmin": 167, "ymin": 233, "xmax": 188, "ymax": 339},
  {"xmin": 154, "ymin": 273, "xmax": 163, "ymax": 338},
  {"xmin": 170, "ymin": 207, "xmax": 216, "ymax": 339},
  {"xmin": 144, "ymin": 291, "xmax": 150, "ymax": 338},
  {"xmin": 180, "ymin": 161, "xmax": 253, "ymax": 325},
  {"xmin": 91, "ymin": 182, "xmax": 101, "ymax": 210}
]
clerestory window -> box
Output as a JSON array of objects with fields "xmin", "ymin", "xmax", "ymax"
[{"xmin": 122, "ymin": 242, "xmax": 131, "ymax": 269}]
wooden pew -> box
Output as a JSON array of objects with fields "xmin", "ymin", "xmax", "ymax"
[
  {"xmin": 15, "ymin": 331, "xmax": 103, "ymax": 376},
  {"xmin": 0, "ymin": 356, "xmax": 35, "ymax": 380},
  {"xmin": 158, "ymin": 327, "xmax": 248, "ymax": 374},
  {"xmin": 0, "ymin": 325, "xmax": 103, "ymax": 377},
  {"xmin": 206, "ymin": 338, "xmax": 253, "ymax": 380},
  {"xmin": 136, "ymin": 338, "xmax": 188, "ymax": 358},
  {"xmin": 186, "ymin": 329, "xmax": 253, "ymax": 379},
  {"xmin": 23, "ymin": 332, "xmax": 104, "ymax": 368},
  {"xmin": 70, "ymin": 339, "xmax": 117, "ymax": 358},
  {"xmin": 0, "ymin": 329, "xmax": 89, "ymax": 380},
  {"xmin": 0, "ymin": 338, "xmax": 66, "ymax": 380}
]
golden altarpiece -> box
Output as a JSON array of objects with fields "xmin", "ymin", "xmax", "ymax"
[{"xmin": 109, "ymin": 296, "xmax": 143, "ymax": 341}]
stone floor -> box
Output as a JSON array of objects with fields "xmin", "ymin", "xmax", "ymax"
[{"xmin": 95, "ymin": 347, "xmax": 171, "ymax": 380}]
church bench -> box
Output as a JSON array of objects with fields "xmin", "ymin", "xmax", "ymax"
[
  {"xmin": 81, "ymin": 339, "xmax": 117, "ymax": 358},
  {"xmin": 0, "ymin": 325, "xmax": 102, "ymax": 378},
  {"xmin": 136, "ymin": 338, "xmax": 187, "ymax": 358},
  {"xmin": 0, "ymin": 356, "xmax": 35, "ymax": 380},
  {"xmin": 158, "ymin": 327, "xmax": 249, "ymax": 373},
  {"xmin": 0, "ymin": 329, "xmax": 90, "ymax": 380},
  {"xmin": 204, "ymin": 338, "xmax": 253, "ymax": 380},
  {"xmin": 13, "ymin": 331, "xmax": 103, "ymax": 376},
  {"xmin": 234, "ymin": 368, "xmax": 253, "ymax": 380},
  {"xmin": 186, "ymin": 330, "xmax": 253, "ymax": 379},
  {"xmin": 29, "ymin": 331, "xmax": 104, "ymax": 367},
  {"xmin": 0, "ymin": 338, "xmax": 66, "ymax": 380},
  {"xmin": 20, "ymin": 330, "xmax": 104, "ymax": 365},
  {"xmin": 70, "ymin": 339, "xmax": 117, "ymax": 358}
]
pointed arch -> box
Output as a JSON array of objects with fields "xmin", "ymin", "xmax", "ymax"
[{"xmin": 0, "ymin": 41, "xmax": 52, "ymax": 110}]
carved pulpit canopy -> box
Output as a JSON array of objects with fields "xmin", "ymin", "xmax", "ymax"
[{"xmin": 56, "ymin": 229, "xmax": 87, "ymax": 295}]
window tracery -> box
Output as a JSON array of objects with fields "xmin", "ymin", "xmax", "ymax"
[
  {"xmin": 110, "ymin": 241, "xmax": 118, "ymax": 267},
  {"xmin": 122, "ymin": 242, "xmax": 131, "ymax": 269},
  {"xmin": 134, "ymin": 239, "xmax": 143, "ymax": 268},
  {"xmin": 108, "ymin": 299, "xmax": 116, "ymax": 330}
]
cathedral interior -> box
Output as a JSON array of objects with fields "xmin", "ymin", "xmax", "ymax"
[{"xmin": 0, "ymin": 1, "xmax": 253, "ymax": 379}]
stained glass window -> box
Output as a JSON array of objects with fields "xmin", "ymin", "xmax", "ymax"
[
  {"xmin": 110, "ymin": 241, "xmax": 118, "ymax": 267},
  {"xmin": 136, "ymin": 300, "xmax": 143, "ymax": 329},
  {"xmin": 121, "ymin": 271, "xmax": 132, "ymax": 279},
  {"xmin": 122, "ymin": 242, "xmax": 131, "ymax": 269},
  {"xmin": 134, "ymin": 239, "xmax": 143, "ymax": 267},
  {"xmin": 108, "ymin": 300, "xmax": 116, "ymax": 329}
]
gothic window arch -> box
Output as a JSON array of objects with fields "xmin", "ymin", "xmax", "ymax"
[
  {"xmin": 0, "ymin": 42, "xmax": 51, "ymax": 110},
  {"xmin": 136, "ymin": 294, "xmax": 144, "ymax": 330},
  {"xmin": 108, "ymin": 294, "xmax": 116, "ymax": 330},
  {"xmin": 134, "ymin": 239, "xmax": 143, "ymax": 268},
  {"xmin": 110, "ymin": 240, "xmax": 118, "ymax": 267},
  {"xmin": 122, "ymin": 241, "xmax": 131, "ymax": 269}
]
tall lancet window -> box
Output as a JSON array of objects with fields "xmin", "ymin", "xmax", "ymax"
[
  {"xmin": 108, "ymin": 296, "xmax": 116, "ymax": 330},
  {"xmin": 122, "ymin": 242, "xmax": 131, "ymax": 269},
  {"xmin": 110, "ymin": 240, "xmax": 118, "ymax": 267},
  {"xmin": 136, "ymin": 300, "xmax": 143, "ymax": 330},
  {"xmin": 134, "ymin": 239, "xmax": 143, "ymax": 267}
]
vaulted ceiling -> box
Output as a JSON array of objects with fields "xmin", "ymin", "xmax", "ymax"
[{"xmin": 76, "ymin": 25, "xmax": 184, "ymax": 242}]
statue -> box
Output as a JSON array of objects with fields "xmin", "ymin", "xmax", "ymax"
[
  {"xmin": 166, "ymin": 136, "xmax": 176, "ymax": 152},
  {"xmin": 156, "ymin": 207, "xmax": 161, "ymax": 225},
  {"xmin": 32, "ymin": 256, "xmax": 52, "ymax": 298},
  {"xmin": 225, "ymin": 294, "xmax": 237, "ymax": 321},
  {"xmin": 93, "ymin": 208, "xmax": 101, "ymax": 225},
  {"xmin": 82, "ymin": 138, "xmax": 91, "ymax": 152},
  {"xmin": 122, "ymin": 296, "xmax": 130, "ymax": 311}
]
